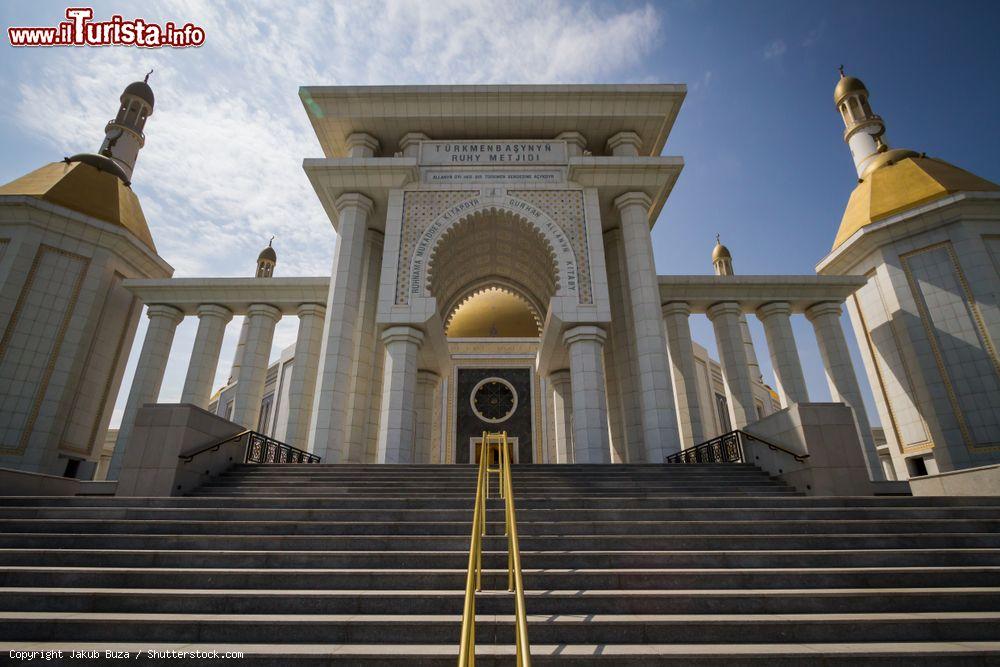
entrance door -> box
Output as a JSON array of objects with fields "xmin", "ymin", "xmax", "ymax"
[
  {"xmin": 455, "ymin": 368, "xmax": 533, "ymax": 464},
  {"xmin": 471, "ymin": 436, "xmax": 520, "ymax": 465}
]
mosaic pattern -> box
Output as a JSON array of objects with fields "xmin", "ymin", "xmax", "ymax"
[
  {"xmin": 396, "ymin": 189, "xmax": 592, "ymax": 305},
  {"xmin": 509, "ymin": 190, "xmax": 592, "ymax": 304},
  {"xmin": 396, "ymin": 191, "xmax": 477, "ymax": 304}
]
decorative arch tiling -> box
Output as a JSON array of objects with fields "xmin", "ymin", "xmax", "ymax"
[
  {"xmin": 508, "ymin": 190, "xmax": 592, "ymax": 304},
  {"xmin": 396, "ymin": 189, "xmax": 592, "ymax": 305}
]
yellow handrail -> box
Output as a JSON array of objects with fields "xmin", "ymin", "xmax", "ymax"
[{"xmin": 458, "ymin": 431, "xmax": 531, "ymax": 666}]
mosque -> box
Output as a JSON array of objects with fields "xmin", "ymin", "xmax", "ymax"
[{"xmin": 1, "ymin": 70, "xmax": 998, "ymax": 488}]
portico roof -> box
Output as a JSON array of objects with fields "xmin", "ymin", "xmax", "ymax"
[
  {"xmin": 300, "ymin": 84, "xmax": 686, "ymax": 158},
  {"xmin": 122, "ymin": 277, "xmax": 329, "ymax": 315},
  {"xmin": 657, "ymin": 275, "xmax": 866, "ymax": 313}
]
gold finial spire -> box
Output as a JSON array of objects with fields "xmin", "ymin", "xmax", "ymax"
[
  {"xmin": 144, "ymin": 69, "xmax": 153, "ymax": 83},
  {"xmin": 838, "ymin": 64, "xmax": 845, "ymax": 78},
  {"xmin": 268, "ymin": 235, "xmax": 274, "ymax": 247}
]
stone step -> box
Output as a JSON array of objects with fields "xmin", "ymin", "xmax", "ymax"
[
  {"xmin": 192, "ymin": 491, "xmax": 803, "ymax": 498},
  {"xmin": 5, "ymin": 586, "xmax": 999, "ymax": 615},
  {"xmin": 3, "ymin": 611, "xmax": 1000, "ymax": 644},
  {"xmin": 3, "ymin": 518, "xmax": 997, "ymax": 536},
  {"xmin": 3, "ymin": 566, "xmax": 998, "ymax": 590},
  {"xmin": 216, "ymin": 471, "xmax": 776, "ymax": 480},
  {"xmin": 4, "ymin": 641, "xmax": 999, "ymax": 666},
  {"xmin": 4, "ymin": 532, "xmax": 998, "ymax": 550},
  {"xmin": 3, "ymin": 506, "xmax": 996, "ymax": 521},
  {"xmin": 4, "ymin": 495, "xmax": 996, "ymax": 508},
  {"xmin": 3, "ymin": 548, "xmax": 999, "ymax": 569}
]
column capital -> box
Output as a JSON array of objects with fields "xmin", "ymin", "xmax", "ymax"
[
  {"xmin": 661, "ymin": 301, "xmax": 692, "ymax": 318},
  {"xmin": 756, "ymin": 301, "xmax": 793, "ymax": 321},
  {"xmin": 563, "ymin": 325, "xmax": 607, "ymax": 346},
  {"xmin": 555, "ymin": 131, "xmax": 587, "ymax": 155},
  {"xmin": 706, "ymin": 301, "xmax": 743, "ymax": 321},
  {"xmin": 805, "ymin": 301, "xmax": 844, "ymax": 322},
  {"xmin": 195, "ymin": 303, "xmax": 233, "ymax": 322},
  {"xmin": 345, "ymin": 132, "xmax": 380, "ymax": 156},
  {"xmin": 296, "ymin": 302, "xmax": 326, "ymax": 319},
  {"xmin": 613, "ymin": 191, "xmax": 652, "ymax": 213},
  {"xmin": 334, "ymin": 192, "xmax": 375, "ymax": 217},
  {"xmin": 398, "ymin": 132, "xmax": 430, "ymax": 154},
  {"xmin": 606, "ymin": 130, "xmax": 642, "ymax": 156},
  {"xmin": 146, "ymin": 304, "xmax": 184, "ymax": 324},
  {"xmin": 246, "ymin": 303, "xmax": 282, "ymax": 322},
  {"xmin": 381, "ymin": 325, "xmax": 424, "ymax": 347},
  {"xmin": 416, "ymin": 369, "xmax": 439, "ymax": 385},
  {"xmin": 549, "ymin": 368, "xmax": 572, "ymax": 385}
]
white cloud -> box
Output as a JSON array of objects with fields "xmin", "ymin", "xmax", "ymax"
[
  {"xmin": 8, "ymin": 0, "xmax": 662, "ymax": 279},
  {"xmin": 3, "ymin": 0, "xmax": 663, "ymax": 425},
  {"xmin": 762, "ymin": 38, "xmax": 787, "ymax": 60}
]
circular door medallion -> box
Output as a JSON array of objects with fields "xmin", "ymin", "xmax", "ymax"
[{"xmin": 470, "ymin": 377, "xmax": 518, "ymax": 423}]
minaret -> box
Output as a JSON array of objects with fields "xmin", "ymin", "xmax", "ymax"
[
  {"xmin": 712, "ymin": 236, "xmax": 763, "ymax": 383},
  {"xmin": 711, "ymin": 233, "xmax": 734, "ymax": 276},
  {"xmin": 256, "ymin": 237, "xmax": 277, "ymax": 277},
  {"xmin": 227, "ymin": 239, "xmax": 278, "ymax": 385},
  {"xmin": 99, "ymin": 71, "xmax": 155, "ymax": 182}
]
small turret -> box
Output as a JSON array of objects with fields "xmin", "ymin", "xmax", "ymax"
[
  {"xmin": 712, "ymin": 234, "xmax": 733, "ymax": 276},
  {"xmin": 97, "ymin": 71, "xmax": 155, "ymax": 182},
  {"xmin": 835, "ymin": 66, "xmax": 917, "ymax": 179},
  {"xmin": 256, "ymin": 237, "xmax": 277, "ymax": 277},
  {"xmin": 711, "ymin": 236, "xmax": 762, "ymax": 383}
]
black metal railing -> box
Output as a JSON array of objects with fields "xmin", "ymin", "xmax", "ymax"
[
  {"xmin": 665, "ymin": 430, "xmax": 809, "ymax": 465},
  {"xmin": 243, "ymin": 431, "xmax": 321, "ymax": 464},
  {"xmin": 179, "ymin": 430, "xmax": 320, "ymax": 464}
]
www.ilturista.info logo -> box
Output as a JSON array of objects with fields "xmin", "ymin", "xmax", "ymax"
[{"xmin": 8, "ymin": 7, "xmax": 205, "ymax": 48}]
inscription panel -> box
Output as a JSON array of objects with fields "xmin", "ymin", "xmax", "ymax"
[{"xmin": 420, "ymin": 140, "xmax": 566, "ymax": 166}]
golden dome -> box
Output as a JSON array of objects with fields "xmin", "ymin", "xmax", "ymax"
[
  {"xmin": 834, "ymin": 156, "xmax": 1000, "ymax": 249},
  {"xmin": 711, "ymin": 241, "xmax": 732, "ymax": 262},
  {"xmin": 258, "ymin": 244, "xmax": 276, "ymax": 263},
  {"xmin": 0, "ymin": 161, "xmax": 156, "ymax": 251},
  {"xmin": 834, "ymin": 75, "xmax": 867, "ymax": 104},
  {"xmin": 446, "ymin": 287, "xmax": 541, "ymax": 338},
  {"xmin": 860, "ymin": 147, "xmax": 921, "ymax": 178}
]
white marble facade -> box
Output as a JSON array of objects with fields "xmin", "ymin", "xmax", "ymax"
[{"xmin": 3, "ymin": 81, "xmax": 997, "ymax": 484}]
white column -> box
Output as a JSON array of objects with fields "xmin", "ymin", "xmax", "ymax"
[
  {"xmin": 606, "ymin": 130, "xmax": 642, "ymax": 157},
  {"xmin": 311, "ymin": 193, "xmax": 374, "ymax": 462},
  {"xmin": 739, "ymin": 313, "xmax": 764, "ymax": 383},
  {"xmin": 180, "ymin": 304, "xmax": 232, "ymax": 407},
  {"xmin": 564, "ymin": 326, "xmax": 611, "ymax": 463},
  {"xmin": 344, "ymin": 230, "xmax": 385, "ymax": 462},
  {"xmin": 757, "ymin": 302, "xmax": 809, "ymax": 406},
  {"xmin": 283, "ymin": 303, "xmax": 326, "ymax": 450},
  {"xmin": 662, "ymin": 301, "xmax": 705, "ymax": 447},
  {"xmin": 549, "ymin": 369, "xmax": 574, "ymax": 464},
  {"xmin": 614, "ymin": 192, "xmax": 681, "ymax": 460},
  {"xmin": 346, "ymin": 132, "xmax": 380, "ymax": 158},
  {"xmin": 231, "ymin": 303, "xmax": 280, "ymax": 429},
  {"xmin": 806, "ymin": 301, "xmax": 884, "ymax": 479},
  {"xmin": 555, "ymin": 131, "xmax": 587, "ymax": 157},
  {"xmin": 108, "ymin": 304, "xmax": 184, "ymax": 478},
  {"xmin": 398, "ymin": 132, "xmax": 430, "ymax": 158},
  {"xmin": 707, "ymin": 301, "xmax": 757, "ymax": 429},
  {"xmin": 376, "ymin": 326, "xmax": 424, "ymax": 464},
  {"xmin": 413, "ymin": 370, "xmax": 439, "ymax": 463}
]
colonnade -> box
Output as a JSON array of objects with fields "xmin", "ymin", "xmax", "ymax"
[
  {"xmin": 547, "ymin": 297, "xmax": 874, "ymax": 468},
  {"xmin": 108, "ymin": 298, "xmax": 327, "ymax": 479}
]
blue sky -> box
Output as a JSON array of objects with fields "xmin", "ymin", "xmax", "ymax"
[{"xmin": 2, "ymin": 0, "xmax": 999, "ymax": 428}]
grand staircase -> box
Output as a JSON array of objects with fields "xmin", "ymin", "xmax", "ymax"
[{"xmin": 1, "ymin": 462, "xmax": 999, "ymax": 664}]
